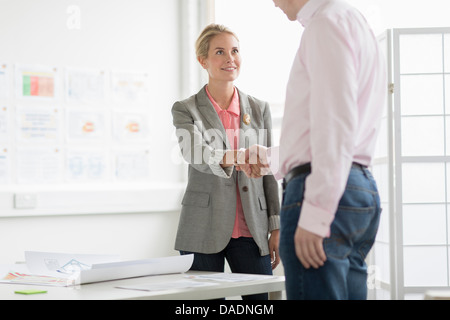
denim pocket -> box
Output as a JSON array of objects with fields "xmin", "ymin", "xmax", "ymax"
[
  {"xmin": 280, "ymin": 175, "xmax": 305, "ymax": 240},
  {"xmin": 337, "ymin": 184, "xmax": 377, "ymax": 211},
  {"xmin": 281, "ymin": 201, "xmax": 302, "ymax": 211},
  {"xmin": 324, "ymin": 207, "xmax": 375, "ymax": 260},
  {"xmin": 281, "ymin": 174, "xmax": 306, "ymax": 207},
  {"xmin": 323, "ymin": 182, "xmax": 379, "ymax": 260}
]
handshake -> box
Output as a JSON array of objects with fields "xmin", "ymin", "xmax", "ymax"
[{"xmin": 221, "ymin": 144, "xmax": 271, "ymax": 178}]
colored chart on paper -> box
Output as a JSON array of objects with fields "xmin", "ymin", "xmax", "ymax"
[
  {"xmin": 1, "ymin": 271, "xmax": 73, "ymax": 286},
  {"xmin": 22, "ymin": 71, "xmax": 55, "ymax": 98}
]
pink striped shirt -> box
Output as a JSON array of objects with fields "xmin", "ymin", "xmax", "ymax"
[
  {"xmin": 206, "ymin": 86, "xmax": 252, "ymax": 239},
  {"xmin": 268, "ymin": 0, "xmax": 387, "ymax": 237}
]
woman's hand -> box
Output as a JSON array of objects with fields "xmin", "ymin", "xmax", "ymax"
[
  {"xmin": 269, "ymin": 229, "xmax": 280, "ymax": 270},
  {"xmin": 220, "ymin": 150, "xmax": 238, "ymax": 168}
]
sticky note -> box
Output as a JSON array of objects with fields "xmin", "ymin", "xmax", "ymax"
[{"xmin": 15, "ymin": 290, "xmax": 47, "ymax": 295}]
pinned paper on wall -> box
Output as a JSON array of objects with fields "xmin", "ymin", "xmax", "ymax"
[
  {"xmin": 0, "ymin": 106, "xmax": 8, "ymax": 143},
  {"xmin": 67, "ymin": 110, "xmax": 106, "ymax": 142},
  {"xmin": 66, "ymin": 148, "xmax": 109, "ymax": 182},
  {"xmin": 113, "ymin": 111, "xmax": 150, "ymax": 142},
  {"xmin": 114, "ymin": 148, "xmax": 150, "ymax": 181},
  {"xmin": 111, "ymin": 71, "xmax": 150, "ymax": 105},
  {"xmin": 0, "ymin": 63, "xmax": 158, "ymax": 188},
  {"xmin": 65, "ymin": 67, "xmax": 107, "ymax": 104},
  {"xmin": 16, "ymin": 106, "xmax": 60, "ymax": 143},
  {"xmin": 0, "ymin": 64, "xmax": 9, "ymax": 100},
  {"xmin": 15, "ymin": 64, "xmax": 59, "ymax": 100},
  {"xmin": 0, "ymin": 147, "xmax": 10, "ymax": 184},
  {"xmin": 16, "ymin": 147, "xmax": 63, "ymax": 184}
]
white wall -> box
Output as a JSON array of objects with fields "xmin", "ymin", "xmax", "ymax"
[
  {"xmin": 0, "ymin": 211, "xmax": 181, "ymax": 263},
  {"xmin": 0, "ymin": 0, "xmax": 184, "ymax": 263}
]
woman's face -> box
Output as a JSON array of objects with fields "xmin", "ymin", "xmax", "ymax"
[{"xmin": 199, "ymin": 32, "xmax": 241, "ymax": 83}]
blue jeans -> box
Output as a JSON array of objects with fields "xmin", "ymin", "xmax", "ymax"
[
  {"xmin": 279, "ymin": 165, "xmax": 381, "ymax": 300},
  {"xmin": 180, "ymin": 237, "xmax": 272, "ymax": 300}
]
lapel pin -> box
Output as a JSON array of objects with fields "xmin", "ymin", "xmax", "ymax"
[{"xmin": 243, "ymin": 113, "xmax": 251, "ymax": 125}]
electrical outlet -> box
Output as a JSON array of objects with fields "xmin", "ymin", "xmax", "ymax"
[{"xmin": 14, "ymin": 193, "xmax": 37, "ymax": 209}]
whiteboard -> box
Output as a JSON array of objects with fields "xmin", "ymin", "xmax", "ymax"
[{"xmin": 0, "ymin": 0, "xmax": 185, "ymax": 216}]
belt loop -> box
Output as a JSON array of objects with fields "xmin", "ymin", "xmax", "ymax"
[
  {"xmin": 362, "ymin": 166, "xmax": 370, "ymax": 179},
  {"xmin": 354, "ymin": 163, "xmax": 370, "ymax": 179}
]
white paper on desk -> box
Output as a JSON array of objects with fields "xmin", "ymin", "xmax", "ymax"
[
  {"xmin": 186, "ymin": 273, "xmax": 274, "ymax": 282},
  {"xmin": 80, "ymin": 255, "xmax": 194, "ymax": 284},
  {"xmin": 25, "ymin": 251, "xmax": 121, "ymax": 277},
  {"xmin": 116, "ymin": 279, "xmax": 218, "ymax": 292},
  {"xmin": 23, "ymin": 252, "xmax": 193, "ymax": 285},
  {"xmin": 0, "ymin": 252, "xmax": 120, "ymax": 287}
]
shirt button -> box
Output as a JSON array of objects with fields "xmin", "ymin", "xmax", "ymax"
[{"xmin": 242, "ymin": 186, "xmax": 249, "ymax": 192}]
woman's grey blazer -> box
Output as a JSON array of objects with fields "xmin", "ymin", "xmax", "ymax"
[{"xmin": 171, "ymin": 85, "xmax": 280, "ymax": 256}]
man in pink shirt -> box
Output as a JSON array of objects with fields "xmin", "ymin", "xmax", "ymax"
[{"xmin": 243, "ymin": 0, "xmax": 387, "ymax": 299}]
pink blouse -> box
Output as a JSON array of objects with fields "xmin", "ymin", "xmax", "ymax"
[{"xmin": 206, "ymin": 86, "xmax": 252, "ymax": 239}]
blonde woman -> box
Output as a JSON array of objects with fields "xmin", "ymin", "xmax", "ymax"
[{"xmin": 171, "ymin": 24, "xmax": 280, "ymax": 300}]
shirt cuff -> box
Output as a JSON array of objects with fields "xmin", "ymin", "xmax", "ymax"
[
  {"xmin": 208, "ymin": 149, "xmax": 233, "ymax": 178},
  {"xmin": 269, "ymin": 214, "xmax": 280, "ymax": 232},
  {"xmin": 298, "ymin": 200, "xmax": 334, "ymax": 238}
]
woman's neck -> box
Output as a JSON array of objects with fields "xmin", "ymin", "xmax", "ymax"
[{"xmin": 207, "ymin": 81, "xmax": 234, "ymax": 110}]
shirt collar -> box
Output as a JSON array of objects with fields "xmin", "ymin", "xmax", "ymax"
[
  {"xmin": 206, "ymin": 86, "xmax": 240, "ymax": 117},
  {"xmin": 297, "ymin": 0, "xmax": 331, "ymax": 27},
  {"xmin": 227, "ymin": 88, "xmax": 240, "ymax": 117}
]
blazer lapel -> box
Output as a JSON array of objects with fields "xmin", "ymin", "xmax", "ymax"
[
  {"xmin": 195, "ymin": 86, "xmax": 259, "ymax": 150},
  {"xmin": 196, "ymin": 85, "xmax": 229, "ymax": 149},
  {"xmin": 237, "ymin": 88, "xmax": 255, "ymax": 149}
]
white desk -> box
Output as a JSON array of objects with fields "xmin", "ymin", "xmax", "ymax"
[
  {"xmin": 424, "ymin": 290, "xmax": 450, "ymax": 300},
  {"xmin": 0, "ymin": 271, "xmax": 285, "ymax": 300}
]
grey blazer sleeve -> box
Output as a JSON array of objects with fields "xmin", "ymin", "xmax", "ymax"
[
  {"xmin": 172, "ymin": 99, "xmax": 233, "ymax": 178},
  {"xmin": 260, "ymin": 101, "xmax": 280, "ymax": 232}
]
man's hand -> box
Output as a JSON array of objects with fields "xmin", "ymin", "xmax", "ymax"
[
  {"xmin": 237, "ymin": 145, "xmax": 271, "ymax": 178},
  {"xmin": 294, "ymin": 226, "xmax": 327, "ymax": 269}
]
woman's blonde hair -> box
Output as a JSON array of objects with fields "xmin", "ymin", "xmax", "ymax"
[{"xmin": 195, "ymin": 24, "xmax": 239, "ymax": 60}]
